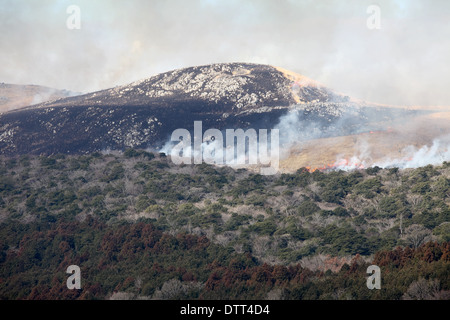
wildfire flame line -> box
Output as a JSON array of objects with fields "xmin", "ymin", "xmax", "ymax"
[
  {"xmin": 304, "ymin": 154, "xmax": 417, "ymax": 173},
  {"xmin": 305, "ymin": 159, "xmax": 365, "ymax": 172}
]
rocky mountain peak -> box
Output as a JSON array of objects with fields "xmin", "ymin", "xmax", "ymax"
[
  {"xmin": 0, "ymin": 63, "xmax": 422, "ymax": 158},
  {"xmin": 34, "ymin": 62, "xmax": 346, "ymax": 111}
]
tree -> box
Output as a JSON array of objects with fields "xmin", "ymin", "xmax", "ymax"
[
  {"xmin": 402, "ymin": 278, "xmax": 441, "ymax": 300},
  {"xmin": 152, "ymin": 279, "xmax": 187, "ymax": 299},
  {"xmin": 152, "ymin": 279, "xmax": 202, "ymax": 300},
  {"xmin": 404, "ymin": 224, "xmax": 432, "ymax": 249},
  {"xmin": 109, "ymin": 291, "xmax": 135, "ymax": 300}
]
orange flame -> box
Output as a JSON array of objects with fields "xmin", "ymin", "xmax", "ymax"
[{"xmin": 305, "ymin": 158, "xmax": 366, "ymax": 172}]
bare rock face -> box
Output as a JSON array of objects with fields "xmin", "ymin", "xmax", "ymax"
[
  {"xmin": 0, "ymin": 63, "xmax": 425, "ymax": 156},
  {"xmin": 34, "ymin": 63, "xmax": 344, "ymax": 110}
]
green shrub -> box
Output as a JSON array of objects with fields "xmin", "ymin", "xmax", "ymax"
[
  {"xmin": 245, "ymin": 195, "xmax": 265, "ymax": 207},
  {"xmin": 333, "ymin": 206, "xmax": 349, "ymax": 217},
  {"xmin": 124, "ymin": 148, "xmax": 155, "ymax": 160},
  {"xmin": 354, "ymin": 177, "xmax": 383, "ymax": 199},
  {"xmin": 178, "ymin": 203, "xmax": 198, "ymax": 216},
  {"xmin": 249, "ymin": 218, "xmax": 277, "ymax": 236},
  {"xmin": 366, "ymin": 166, "xmax": 381, "ymax": 175},
  {"xmin": 285, "ymin": 224, "xmax": 311, "ymax": 241},
  {"xmin": 136, "ymin": 195, "xmax": 154, "ymax": 212},
  {"xmin": 433, "ymin": 223, "xmax": 450, "ymax": 241},
  {"xmin": 224, "ymin": 213, "xmax": 251, "ymax": 231},
  {"xmin": 0, "ymin": 176, "xmax": 14, "ymax": 193},
  {"xmin": 297, "ymin": 200, "xmax": 320, "ymax": 216},
  {"xmin": 411, "ymin": 182, "xmax": 431, "ymax": 194},
  {"xmin": 40, "ymin": 157, "xmax": 58, "ymax": 168},
  {"xmin": 320, "ymin": 225, "xmax": 371, "ymax": 255},
  {"xmin": 101, "ymin": 163, "xmax": 125, "ymax": 182}
]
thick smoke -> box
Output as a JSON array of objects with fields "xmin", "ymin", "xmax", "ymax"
[
  {"xmin": 2, "ymin": 1, "xmax": 449, "ymax": 171},
  {"xmin": 329, "ymin": 136, "xmax": 450, "ymax": 171},
  {"xmin": 273, "ymin": 103, "xmax": 379, "ymax": 155},
  {"xmin": 273, "ymin": 105, "xmax": 450, "ymax": 171},
  {"xmin": 0, "ymin": 83, "xmax": 80, "ymax": 112},
  {"xmin": 2, "ymin": 0, "xmax": 450, "ymax": 106},
  {"xmin": 157, "ymin": 105, "xmax": 450, "ymax": 172},
  {"xmin": 372, "ymin": 136, "xmax": 450, "ymax": 169},
  {"xmin": 158, "ymin": 125, "xmax": 279, "ymax": 174}
]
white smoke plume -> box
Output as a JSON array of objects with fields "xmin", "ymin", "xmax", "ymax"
[
  {"xmin": 273, "ymin": 105, "xmax": 450, "ymax": 172},
  {"xmin": 325, "ymin": 136, "xmax": 450, "ymax": 171},
  {"xmin": 2, "ymin": 0, "xmax": 450, "ymax": 107},
  {"xmin": 373, "ymin": 136, "xmax": 450, "ymax": 169}
]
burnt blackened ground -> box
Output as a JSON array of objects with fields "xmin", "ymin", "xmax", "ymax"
[{"xmin": 0, "ymin": 63, "xmax": 433, "ymax": 156}]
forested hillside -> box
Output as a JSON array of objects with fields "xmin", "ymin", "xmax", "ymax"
[{"xmin": 0, "ymin": 150, "xmax": 449, "ymax": 299}]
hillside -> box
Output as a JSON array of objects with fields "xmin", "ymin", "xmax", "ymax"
[
  {"xmin": 0, "ymin": 63, "xmax": 430, "ymax": 164},
  {"xmin": 0, "ymin": 150, "xmax": 449, "ymax": 299},
  {"xmin": 280, "ymin": 109, "xmax": 450, "ymax": 172},
  {"xmin": 0, "ymin": 83, "xmax": 79, "ymax": 113}
]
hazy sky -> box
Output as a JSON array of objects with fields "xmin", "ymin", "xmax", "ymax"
[{"xmin": 1, "ymin": 0, "xmax": 450, "ymax": 106}]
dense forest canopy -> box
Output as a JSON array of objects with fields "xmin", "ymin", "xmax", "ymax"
[{"xmin": 0, "ymin": 150, "xmax": 449, "ymax": 299}]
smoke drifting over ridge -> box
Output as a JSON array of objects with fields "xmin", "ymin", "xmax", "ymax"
[
  {"xmin": 276, "ymin": 105, "xmax": 450, "ymax": 172},
  {"xmin": 2, "ymin": 0, "xmax": 450, "ymax": 106},
  {"xmin": 373, "ymin": 136, "xmax": 450, "ymax": 168},
  {"xmin": 1, "ymin": 1, "xmax": 449, "ymax": 172}
]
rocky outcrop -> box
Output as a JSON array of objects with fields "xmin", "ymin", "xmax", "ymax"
[{"xmin": 0, "ymin": 63, "xmax": 426, "ymax": 156}]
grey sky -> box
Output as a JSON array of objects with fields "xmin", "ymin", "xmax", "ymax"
[{"xmin": 1, "ymin": 0, "xmax": 450, "ymax": 106}]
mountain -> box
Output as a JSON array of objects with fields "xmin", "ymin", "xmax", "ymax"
[
  {"xmin": 0, "ymin": 63, "xmax": 430, "ymax": 158},
  {"xmin": 0, "ymin": 83, "xmax": 79, "ymax": 113}
]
